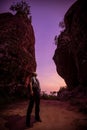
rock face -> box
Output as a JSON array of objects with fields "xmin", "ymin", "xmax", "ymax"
[
  {"xmin": 0, "ymin": 12, "xmax": 36, "ymax": 87},
  {"xmin": 53, "ymin": 0, "xmax": 87, "ymax": 89}
]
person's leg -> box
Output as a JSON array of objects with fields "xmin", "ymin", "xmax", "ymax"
[
  {"xmin": 26, "ymin": 96, "xmax": 34, "ymax": 126},
  {"xmin": 35, "ymin": 95, "xmax": 41, "ymax": 121}
]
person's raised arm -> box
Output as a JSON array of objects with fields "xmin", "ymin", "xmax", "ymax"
[{"xmin": 25, "ymin": 76, "xmax": 30, "ymax": 88}]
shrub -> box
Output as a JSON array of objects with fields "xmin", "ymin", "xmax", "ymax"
[{"xmin": 10, "ymin": 0, "xmax": 31, "ymax": 16}]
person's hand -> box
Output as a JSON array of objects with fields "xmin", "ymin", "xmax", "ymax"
[{"xmin": 25, "ymin": 76, "xmax": 30, "ymax": 88}]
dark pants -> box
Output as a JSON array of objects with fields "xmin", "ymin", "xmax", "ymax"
[{"xmin": 26, "ymin": 94, "xmax": 40, "ymax": 124}]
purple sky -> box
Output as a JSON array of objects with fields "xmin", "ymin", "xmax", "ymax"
[{"xmin": 0, "ymin": 0, "xmax": 76, "ymax": 93}]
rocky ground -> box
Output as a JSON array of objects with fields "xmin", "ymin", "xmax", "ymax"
[{"xmin": 0, "ymin": 100, "xmax": 87, "ymax": 130}]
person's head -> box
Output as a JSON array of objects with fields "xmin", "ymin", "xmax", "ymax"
[{"xmin": 31, "ymin": 72, "xmax": 37, "ymax": 77}]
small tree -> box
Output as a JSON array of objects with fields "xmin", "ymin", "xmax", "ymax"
[
  {"xmin": 50, "ymin": 91, "xmax": 57, "ymax": 96},
  {"xmin": 59, "ymin": 20, "xmax": 65, "ymax": 29},
  {"xmin": 54, "ymin": 20, "xmax": 65, "ymax": 46},
  {"xmin": 54, "ymin": 35, "xmax": 58, "ymax": 45},
  {"xmin": 10, "ymin": 0, "xmax": 31, "ymax": 16}
]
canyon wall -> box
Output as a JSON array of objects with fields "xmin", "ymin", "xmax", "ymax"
[
  {"xmin": 0, "ymin": 12, "xmax": 36, "ymax": 89},
  {"xmin": 53, "ymin": 0, "xmax": 87, "ymax": 89}
]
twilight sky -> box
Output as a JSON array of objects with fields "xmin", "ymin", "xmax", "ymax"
[{"xmin": 0, "ymin": 0, "xmax": 76, "ymax": 93}]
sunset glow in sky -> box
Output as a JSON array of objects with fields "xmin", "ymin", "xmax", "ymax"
[{"xmin": 0, "ymin": 0, "xmax": 76, "ymax": 93}]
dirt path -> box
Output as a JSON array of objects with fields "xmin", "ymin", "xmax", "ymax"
[{"xmin": 0, "ymin": 100, "xmax": 87, "ymax": 130}]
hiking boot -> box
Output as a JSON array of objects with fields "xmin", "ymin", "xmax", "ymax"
[
  {"xmin": 35, "ymin": 118, "xmax": 42, "ymax": 122},
  {"xmin": 26, "ymin": 123, "xmax": 33, "ymax": 128},
  {"xmin": 26, "ymin": 118, "xmax": 31, "ymax": 127}
]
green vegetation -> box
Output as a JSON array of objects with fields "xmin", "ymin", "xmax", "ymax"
[
  {"xmin": 54, "ymin": 20, "xmax": 65, "ymax": 45},
  {"xmin": 54, "ymin": 35, "xmax": 58, "ymax": 45},
  {"xmin": 59, "ymin": 20, "xmax": 65, "ymax": 29},
  {"xmin": 10, "ymin": 0, "xmax": 31, "ymax": 16},
  {"xmin": 41, "ymin": 91, "xmax": 58, "ymax": 100},
  {"xmin": 0, "ymin": 89, "xmax": 58, "ymax": 108}
]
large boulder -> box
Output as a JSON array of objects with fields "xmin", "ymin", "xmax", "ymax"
[
  {"xmin": 53, "ymin": 0, "xmax": 87, "ymax": 89},
  {"xmin": 0, "ymin": 12, "xmax": 36, "ymax": 88}
]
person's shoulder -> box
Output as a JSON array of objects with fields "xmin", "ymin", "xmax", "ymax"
[{"xmin": 36, "ymin": 77, "xmax": 38, "ymax": 81}]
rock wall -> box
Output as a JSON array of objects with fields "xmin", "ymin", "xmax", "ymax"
[
  {"xmin": 53, "ymin": 0, "xmax": 87, "ymax": 89},
  {"xmin": 0, "ymin": 12, "xmax": 36, "ymax": 88}
]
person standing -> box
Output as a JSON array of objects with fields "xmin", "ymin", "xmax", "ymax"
[{"xmin": 25, "ymin": 72, "xmax": 41, "ymax": 127}]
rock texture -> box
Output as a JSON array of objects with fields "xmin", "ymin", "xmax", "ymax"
[
  {"xmin": 53, "ymin": 0, "xmax": 87, "ymax": 89},
  {"xmin": 0, "ymin": 12, "xmax": 36, "ymax": 88}
]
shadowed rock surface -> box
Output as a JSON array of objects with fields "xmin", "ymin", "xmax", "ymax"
[
  {"xmin": 0, "ymin": 12, "xmax": 36, "ymax": 94},
  {"xmin": 53, "ymin": 0, "xmax": 87, "ymax": 89}
]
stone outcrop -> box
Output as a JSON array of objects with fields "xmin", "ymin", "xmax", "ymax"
[
  {"xmin": 53, "ymin": 0, "xmax": 87, "ymax": 89},
  {"xmin": 0, "ymin": 12, "xmax": 36, "ymax": 88}
]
